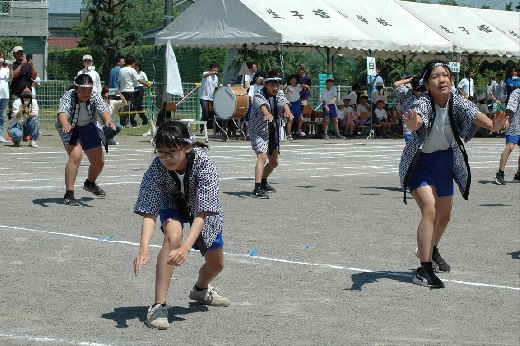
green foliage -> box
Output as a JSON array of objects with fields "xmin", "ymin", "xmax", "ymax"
[
  {"xmin": 0, "ymin": 37, "xmax": 23, "ymax": 58},
  {"xmin": 47, "ymin": 48, "xmax": 89, "ymax": 81}
]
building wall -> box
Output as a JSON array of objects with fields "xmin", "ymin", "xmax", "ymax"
[{"xmin": 0, "ymin": 1, "xmax": 49, "ymax": 79}]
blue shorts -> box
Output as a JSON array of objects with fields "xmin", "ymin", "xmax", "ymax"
[
  {"xmin": 76, "ymin": 122, "xmax": 102, "ymax": 151},
  {"xmin": 408, "ymin": 147, "xmax": 454, "ymax": 197},
  {"xmin": 322, "ymin": 104, "xmax": 337, "ymax": 118},
  {"xmin": 289, "ymin": 100, "xmax": 303, "ymax": 118},
  {"xmin": 505, "ymin": 135, "xmax": 520, "ymax": 145},
  {"xmin": 158, "ymin": 208, "xmax": 224, "ymax": 251}
]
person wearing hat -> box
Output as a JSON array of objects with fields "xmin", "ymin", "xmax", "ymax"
[
  {"xmin": 77, "ymin": 55, "xmax": 102, "ymax": 94},
  {"xmin": 371, "ymin": 81, "xmax": 388, "ymax": 108},
  {"xmin": 489, "ymin": 71, "xmax": 507, "ymax": 114},
  {"xmin": 0, "ymin": 57, "xmax": 11, "ymax": 143},
  {"xmin": 296, "ymin": 64, "xmax": 311, "ymax": 108},
  {"xmin": 31, "ymin": 76, "xmax": 41, "ymax": 98},
  {"xmin": 320, "ymin": 76, "xmax": 344, "ymax": 139},
  {"xmin": 9, "ymin": 46, "xmax": 37, "ymax": 119},
  {"xmin": 338, "ymin": 96, "xmax": 358, "ymax": 137},
  {"xmin": 374, "ymin": 99, "xmax": 391, "ymax": 138},
  {"xmin": 132, "ymin": 62, "xmax": 149, "ymax": 128},
  {"xmin": 367, "ymin": 66, "xmax": 384, "ymax": 98}
]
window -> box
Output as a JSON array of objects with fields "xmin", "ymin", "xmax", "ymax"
[{"xmin": 0, "ymin": 1, "xmax": 11, "ymax": 16}]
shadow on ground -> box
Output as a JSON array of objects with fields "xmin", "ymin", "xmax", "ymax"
[
  {"xmin": 33, "ymin": 197, "xmax": 94, "ymax": 207},
  {"xmin": 508, "ymin": 251, "xmax": 520, "ymax": 259},
  {"xmin": 101, "ymin": 304, "xmax": 209, "ymax": 328},
  {"xmin": 346, "ymin": 270, "xmax": 414, "ymax": 291}
]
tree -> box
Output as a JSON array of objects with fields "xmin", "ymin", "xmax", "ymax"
[{"xmin": 75, "ymin": 0, "xmax": 164, "ymax": 82}]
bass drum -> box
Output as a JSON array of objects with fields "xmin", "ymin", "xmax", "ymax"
[{"xmin": 213, "ymin": 85, "xmax": 249, "ymax": 120}]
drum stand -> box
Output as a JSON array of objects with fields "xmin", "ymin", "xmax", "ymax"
[{"xmin": 214, "ymin": 117, "xmax": 246, "ymax": 141}]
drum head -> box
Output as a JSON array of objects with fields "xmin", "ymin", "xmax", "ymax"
[{"xmin": 213, "ymin": 86, "xmax": 237, "ymax": 119}]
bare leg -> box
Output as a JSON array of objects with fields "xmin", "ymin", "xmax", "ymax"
[
  {"xmin": 195, "ymin": 247, "xmax": 225, "ymax": 288},
  {"xmin": 433, "ymin": 195, "xmax": 453, "ymax": 246},
  {"xmin": 262, "ymin": 150, "xmax": 279, "ymax": 180},
  {"xmin": 254, "ymin": 152, "xmax": 267, "ymax": 183},
  {"xmin": 412, "ymin": 185, "xmax": 438, "ymax": 262},
  {"xmin": 64, "ymin": 143, "xmax": 83, "ymax": 191},
  {"xmin": 154, "ymin": 219, "xmax": 183, "ymax": 304},
  {"xmin": 83, "ymin": 145, "xmax": 105, "ymax": 182},
  {"xmin": 499, "ymin": 142, "xmax": 515, "ymax": 171}
]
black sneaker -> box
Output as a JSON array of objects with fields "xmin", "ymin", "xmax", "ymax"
[
  {"xmin": 262, "ymin": 182, "xmax": 276, "ymax": 193},
  {"xmin": 432, "ymin": 247, "xmax": 451, "ymax": 272},
  {"xmin": 413, "ymin": 266, "xmax": 445, "ymax": 288},
  {"xmin": 251, "ymin": 187, "xmax": 269, "ymax": 199},
  {"xmin": 83, "ymin": 181, "xmax": 107, "ymax": 198},
  {"xmin": 511, "ymin": 173, "xmax": 520, "ymax": 183},
  {"xmin": 64, "ymin": 192, "xmax": 80, "ymax": 206},
  {"xmin": 495, "ymin": 171, "xmax": 506, "ymax": 185}
]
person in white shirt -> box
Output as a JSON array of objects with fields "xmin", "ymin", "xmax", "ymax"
[
  {"xmin": 77, "ymin": 55, "xmax": 102, "ymax": 94},
  {"xmin": 374, "ymin": 99, "xmax": 391, "ymax": 137},
  {"xmin": 8, "ymin": 86, "xmax": 39, "ymax": 147},
  {"xmin": 338, "ymin": 97, "xmax": 357, "ymax": 137},
  {"xmin": 31, "ymin": 76, "xmax": 40, "ymax": 98},
  {"xmin": 199, "ymin": 62, "xmax": 219, "ymax": 132},
  {"xmin": 242, "ymin": 61, "xmax": 257, "ymax": 89},
  {"xmin": 285, "ymin": 74, "xmax": 305, "ymax": 140},
  {"xmin": 0, "ymin": 58, "xmax": 11, "ymax": 142},
  {"xmin": 457, "ymin": 69, "xmax": 475, "ymax": 98},
  {"xmin": 133, "ymin": 62, "xmax": 149, "ymax": 127},
  {"xmin": 118, "ymin": 57, "xmax": 148, "ymax": 127},
  {"xmin": 321, "ymin": 77, "xmax": 343, "ymax": 139},
  {"xmin": 489, "ymin": 71, "xmax": 507, "ymax": 113},
  {"xmin": 100, "ymin": 86, "xmax": 126, "ymax": 145}
]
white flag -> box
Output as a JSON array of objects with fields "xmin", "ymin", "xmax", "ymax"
[{"xmin": 166, "ymin": 40, "xmax": 184, "ymax": 97}]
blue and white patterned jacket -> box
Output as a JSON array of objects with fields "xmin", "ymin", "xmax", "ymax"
[{"xmin": 399, "ymin": 91, "xmax": 480, "ymax": 203}]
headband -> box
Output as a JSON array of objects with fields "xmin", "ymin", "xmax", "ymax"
[
  {"xmin": 74, "ymin": 83, "xmax": 94, "ymax": 88},
  {"xmin": 172, "ymin": 135, "xmax": 196, "ymax": 144},
  {"xmin": 264, "ymin": 77, "xmax": 282, "ymax": 83},
  {"xmin": 419, "ymin": 62, "xmax": 449, "ymax": 86}
]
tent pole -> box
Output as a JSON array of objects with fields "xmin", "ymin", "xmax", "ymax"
[{"xmin": 280, "ymin": 43, "xmax": 284, "ymax": 81}]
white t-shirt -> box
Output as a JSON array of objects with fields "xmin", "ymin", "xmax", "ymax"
[
  {"xmin": 248, "ymin": 83, "xmax": 263, "ymax": 99},
  {"xmin": 286, "ymin": 84, "xmax": 302, "ymax": 103},
  {"xmin": 119, "ymin": 66, "xmax": 140, "ymax": 93},
  {"xmin": 134, "ymin": 71, "xmax": 148, "ymax": 88},
  {"xmin": 200, "ymin": 71, "xmax": 218, "ymax": 101},
  {"xmin": 106, "ymin": 99, "xmax": 126, "ymax": 119},
  {"xmin": 0, "ymin": 67, "xmax": 9, "ymax": 99},
  {"xmin": 336, "ymin": 107, "xmax": 345, "ymax": 119},
  {"xmin": 422, "ymin": 103, "xmax": 454, "ymax": 153},
  {"xmin": 458, "ymin": 78, "xmax": 474, "ymax": 97},
  {"xmin": 371, "ymin": 90, "xmax": 388, "ymax": 104},
  {"xmin": 343, "ymin": 106, "xmax": 357, "ymax": 122},
  {"xmin": 321, "ymin": 86, "xmax": 337, "ymax": 105},
  {"xmin": 9, "ymin": 98, "xmax": 39, "ymax": 128},
  {"xmin": 77, "ymin": 69, "xmax": 102, "ymax": 95},
  {"xmin": 357, "ymin": 103, "xmax": 370, "ymax": 116},
  {"xmin": 478, "ymin": 103, "xmax": 489, "ymax": 115},
  {"xmin": 374, "ymin": 108, "xmax": 387, "ymax": 120}
]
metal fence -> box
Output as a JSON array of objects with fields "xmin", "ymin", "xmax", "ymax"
[{"xmin": 33, "ymin": 82, "xmax": 410, "ymax": 124}]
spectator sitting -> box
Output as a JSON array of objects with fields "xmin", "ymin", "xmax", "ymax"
[
  {"xmin": 374, "ymin": 99, "xmax": 391, "ymax": 138},
  {"xmin": 371, "ymin": 81, "xmax": 388, "ymax": 110},
  {"xmin": 357, "ymin": 94, "xmax": 370, "ymax": 121},
  {"xmin": 101, "ymin": 86, "xmax": 125, "ymax": 145},
  {"xmin": 8, "ymin": 86, "xmax": 39, "ymax": 147},
  {"xmin": 339, "ymin": 97, "xmax": 357, "ymax": 137},
  {"xmin": 346, "ymin": 83, "xmax": 360, "ymax": 112}
]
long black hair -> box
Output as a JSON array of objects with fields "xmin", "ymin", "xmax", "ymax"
[{"xmin": 153, "ymin": 121, "xmax": 209, "ymax": 150}]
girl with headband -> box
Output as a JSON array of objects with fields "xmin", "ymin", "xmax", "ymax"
[
  {"xmin": 133, "ymin": 121, "xmax": 229, "ymax": 329},
  {"xmin": 399, "ymin": 60, "xmax": 507, "ymax": 288},
  {"xmin": 56, "ymin": 74, "xmax": 116, "ymax": 206}
]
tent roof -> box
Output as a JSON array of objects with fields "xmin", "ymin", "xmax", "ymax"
[
  {"xmin": 468, "ymin": 7, "xmax": 520, "ymax": 46},
  {"xmin": 322, "ymin": 0, "xmax": 452, "ymax": 59},
  {"xmin": 397, "ymin": 0, "xmax": 520, "ymax": 60},
  {"xmin": 155, "ymin": 0, "xmax": 376, "ymax": 54}
]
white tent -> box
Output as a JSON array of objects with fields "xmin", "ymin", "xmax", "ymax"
[
  {"xmin": 468, "ymin": 7, "xmax": 520, "ymax": 47},
  {"xmin": 322, "ymin": 0, "xmax": 452, "ymax": 60},
  {"xmin": 155, "ymin": 0, "xmax": 376, "ymax": 55},
  {"xmin": 397, "ymin": 0, "xmax": 520, "ymax": 61}
]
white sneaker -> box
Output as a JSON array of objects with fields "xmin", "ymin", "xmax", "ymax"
[
  {"xmin": 142, "ymin": 130, "xmax": 152, "ymax": 136},
  {"xmin": 29, "ymin": 140, "xmax": 38, "ymax": 148},
  {"xmin": 145, "ymin": 304, "xmax": 169, "ymax": 329},
  {"xmin": 0, "ymin": 136, "xmax": 9, "ymax": 143},
  {"xmin": 189, "ymin": 284, "xmax": 230, "ymax": 306}
]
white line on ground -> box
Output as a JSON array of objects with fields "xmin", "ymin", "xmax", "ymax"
[
  {"xmin": 0, "ymin": 333, "xmax": 112, "ymax": 346},
  {"xmin": 1, "ymin": 224, "xmax": 518, "ymax": 292}
]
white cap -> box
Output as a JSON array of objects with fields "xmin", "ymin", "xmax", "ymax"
[
  {"xmin": 82, "ymin": 55, "xmax": 93, "ymax": 61},
  {"xmin": 13, "ymin": 46, "xmax": 23, "ymax": 53},
  {"xmin": 336, "ymin": 99, "xmax": 344, "ymax": 106},
  {"xmin": 32, "ymin": 77, "xmax": 41, "ymax": 86}
]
